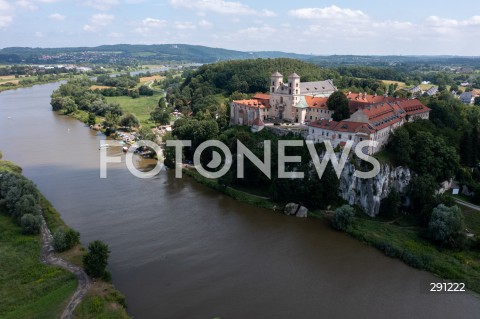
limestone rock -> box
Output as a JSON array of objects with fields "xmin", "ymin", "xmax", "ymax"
[
  {"xmin": 284, "ymin": 203, "xmax": 299, "ymax": 216},
  {"xmin": 296, "ymin": 206, "xmax": 308, "ymax": 218},
  {"xmin": 338, "ymin": 163, "xmax": 413, "ymax": 217}
]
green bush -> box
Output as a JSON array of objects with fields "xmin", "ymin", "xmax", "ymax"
[
  {"xmin": 332, "ymin": 205, "xmax": 355, "ymax": 231},
  {"xmin": 20, "ymin": 213, "xmax": 41, "ymax": 235},
  {"xmin": 53, "ymin": 228, "xmax": 80, "ymax": 252}
]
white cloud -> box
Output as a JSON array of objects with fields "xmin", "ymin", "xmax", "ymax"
[
  {"xmin": 426, "ymin": 15, "xmax": 480, "ymax": 27},
  {"xmin": 34, "ymin": 31, "xmax": 44, "ymax": 37},
  {"xmin": 289, "ymin": 5, "xmax": 368, "ymax": 20},
  {"xmin": 83, "ymin": 13, "xmax": 114, "ymax": 32},
  {"xmin": 0, "ymin": 0, "xmax": 13, "ymax": 28},
  {"xmin": 135, "ymin": 17, "xmax": 167, "ymax": 33},
  {"xmin": 0, "ymin": 15, "xmax": 13, "ymax": 28},
  {"xmin": 198, "ymin": 19, "xmax": 212, "ymax": 28},
  {"xmin": 169, "ymin": 0, "xmax": 275, "ymax": 17},
  {"xmin": 91, "ymin": 13, "xmax": 114, "ymax": 26},
  {"xmin": 16, "ymin": 0, "xmax": 38, "ymax": 10},
  {"xmin": 107, "ymin": 32, "xmax": 122, "ymax": 38},
  {"xmin": 84, "ymin": 0, "xmax": 119, "ymax": 11},
  {"xmin": 49, "ymin": 13, "xmax": 65, "ymax": 21},
  {"xmin": 175, "ymin": 21, "xmax": 196, "ymax": 30}
]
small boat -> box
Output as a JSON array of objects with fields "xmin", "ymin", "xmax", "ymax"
[{"xmin": 7, "ymin": 117, "xmax": 11, "ymax": 119}]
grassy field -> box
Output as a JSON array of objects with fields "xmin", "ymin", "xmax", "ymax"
[
  {"xmin": 105, "ymin": 93, "xmax": 162, "ymax": 126},
  {"xmin": 139, "ymin": 75, "xmax": 165, "ymax": 84},
  {"xmin": 0, "ymin": 213, "xmax": 77, "ymax": 319},
  {"xmin": 381, "ymin": 80, "xmax": 406, "ymax": 89}
]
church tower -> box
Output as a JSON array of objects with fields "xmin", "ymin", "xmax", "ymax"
[
  {"xmin": 286, "ymin": 72, "xmax": 301, "ymax": 122},
  {"xmin": 270, "ymin": 71, "xmax": 283, "ymax": 93}
]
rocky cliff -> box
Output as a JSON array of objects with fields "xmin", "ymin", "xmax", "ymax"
[{"xmin": 339, "ymin": 163, "xmax": 413, "ymax": 217}]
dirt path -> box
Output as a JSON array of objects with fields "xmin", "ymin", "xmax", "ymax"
[
  {"xmin": 456, "ymin": 199, "xmax": 480, "ymax": 212},
  {"xmin": 40, "ymin": 218, "xmax": 91, "ymax": 319}
]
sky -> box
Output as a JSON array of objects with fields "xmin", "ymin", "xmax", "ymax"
[{"xmin": 1, "ymin": 0, "xmax": 480, "ymax": 55}]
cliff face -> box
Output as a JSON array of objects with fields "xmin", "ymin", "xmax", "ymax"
[{"xmin": 339, "ymin": 163, "xmax": 413, "ymax": 217}]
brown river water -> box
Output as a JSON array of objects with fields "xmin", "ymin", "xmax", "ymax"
[{"xmin": 1, "ymin": 82, "xmax": 479, "ymax": 319}]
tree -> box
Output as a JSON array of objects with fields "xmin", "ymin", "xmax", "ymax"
[
  {"xmin": 150, "ymin": 108, "xmax": 170, "ymax": 126},
  {"xmin": 379, "ymin": 190, "xmax": 401, "ymax": 218},
  {"xmin": 332, "ymin": 205, "xmax": 355, "ymax": 231},
  {"xmin": 138, "ymin": 85, "xmax": 154, "ymax": 96},
  {"xmin": 158, "ymin": 97, "xmax": 167, "ymax": 109},
  {"xmin": 428, "ymin": 204, "xmax": 466, "ymax": 249},
  {"xmin": 87, "ymin": 113, "xmax": 96, "ymax": 126},
  {"xmin": 83, "ymin": 240, "xmax": 110, "ymax": 278},
  {"xmin": 327, "ymin": 91, "xmax": 350, "ymax": 121},
  {"xmin": 119, "ymin": 113, "xmax": 140, "ymax": 130},
  {"xmin": 53, "ymin": 228, "xmax": 80, "ymax": 252},
  {"xmin": 474, "ymin": 96, "xmax": 480, "ymax": 106}
]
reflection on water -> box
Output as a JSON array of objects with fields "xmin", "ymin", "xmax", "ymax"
[{"xmin": 1, "ymin": 83, "xmax": 479, "ymax": 319}]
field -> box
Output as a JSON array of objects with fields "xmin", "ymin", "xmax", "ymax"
[
  {"xmin": 90, "ymin": 85, "xmax": 112, "ymax": 90},
  {"xmin": 139, "ymin": 75, "xmax": 165, "ymax": 84},
  {"xmin": 381, "ymin": 80, "xmax": 406, "ymax": 89},
  {"xmin": 105, "ymin": 93, "xmax": 163, "ymax": 126},
  {"xmin": 0, "ymin": 213, "xmax": 77, "ymax": 319}
]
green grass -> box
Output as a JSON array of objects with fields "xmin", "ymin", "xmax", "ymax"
[
  {"xmin": 463, "ymin": 206, "xmax": 480, "ymax": 235},
  {"xmin": 0, "ymin": 213, "xmax": 77, "ymax": 318},
  {"xmin": 347, "ymin": 215, "xmax": 480, "ymax": 293},
  {"xmin": 105, "ymin": 93, "xmax": 163, "ymax": 126}
]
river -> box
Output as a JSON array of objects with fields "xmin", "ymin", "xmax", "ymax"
[{"xmin": 1, "ymin": 82, "xmax": 479, "ymax": 319}]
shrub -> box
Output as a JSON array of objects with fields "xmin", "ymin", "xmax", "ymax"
[
  {"xmin": 332, "ymin": 205, "xmax": 355, "ymax": 231},
  {"xmin": 428, "ymin": 204, "xmax": 467, "ymax": 249},
  {"xmin": 53, "ymin": 227, "xmax": 80, "ymax": 252},
  {"xmin": 83, "ymin": 240, "xmax": 110, "ymax": 278},
  {"xmin": 21, "ymin": 213, "xmax": 41, "ymax": 235}
]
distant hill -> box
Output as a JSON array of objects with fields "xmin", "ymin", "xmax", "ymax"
[{"xmin": 0, "ymin": 44, "xmax": 313, "ymax": 64}]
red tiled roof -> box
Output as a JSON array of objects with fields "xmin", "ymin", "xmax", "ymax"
[
  {"xmin": 396, "ymin": 100, "xmax": 431, "ymax": 116},
  {"xmin": 253, "ymin": 93, "xmax": 270, "ymax": 100},
  {"xmin": 305, "ymin": 96, "xmax": 329, "ymax": 109},
  {"xmin": 309, "ymin": 119, "xmax": 376, "ymax": 134},
  {"xmin": 233, "ymin": 99, "xmax": 268, "ymax": 109}
]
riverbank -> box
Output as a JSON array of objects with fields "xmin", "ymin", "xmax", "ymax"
[
  {"xmin": 181, "ymin": 166, "xmax": 480, "ymax": 295},
  {"xmin": 0, "ymin": 158, "xmax": 130, "ymax": 318}
]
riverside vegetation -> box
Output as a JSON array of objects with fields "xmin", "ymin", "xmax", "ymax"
[{"xmin": 0, "ymin": 150, "xmax": 130, "ymax": 318}]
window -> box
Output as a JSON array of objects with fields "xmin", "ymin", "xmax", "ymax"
[
  {"xmin": 271, "ymin": 88, "xmax": 274, "ymax": 92},
  {"xmin": 296, "ymin": 83, "xmax": 299, "ymax": 87},
  {"xmin": 289, "ymin": 89, "xmax": 292, "ymax": 94},
  {"xmin": 272, "ymin": 81, "xmax": 274, "ymax": 86},
  {"xmin": 296, "ymin": 89, "xmax": 298, "ymax": 94},
  {"xmin": 310, "ymin": 116, "xmax": 312, "ymax": 120},
  {"xmin": 349, "ymin": 135, "xmax": 352, "ymax": 140},
  {"xmin": 339, "ymin": 134, "xmax": 342, "ymax": 139}
]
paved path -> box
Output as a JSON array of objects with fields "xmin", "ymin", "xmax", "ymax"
[
  {"xmin": 40, "ymin": 218, "xmax": 90, "ymax": 319},
  {"xmin": 456, "ymin": 199, "xmax": 480, "ymax": 212}
]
